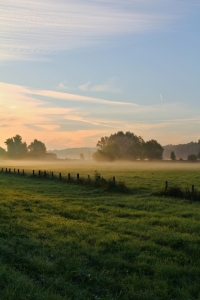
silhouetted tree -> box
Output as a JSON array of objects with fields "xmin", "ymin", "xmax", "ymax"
[
  {"xmin": 170, "ymin": 151, "xmax": 176, "ymax": 161},
  {"xmin": 28, "ymin": 139, "xmax": 46, "ymax": 157},
  {"xmin": 4, "ymin": 135, "xmax": 28, "ymax": 158},
  {"xmin": 144, "ymin": 139, "xmax": 163, "ymax": 160},
  {"xmin": 94, "ymin": 131, "xmax": 145, "ymax": 161}
]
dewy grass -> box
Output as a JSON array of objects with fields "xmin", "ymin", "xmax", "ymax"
[{"xmin": 1, "ymin": 169, "xmax": 200, "ymax": 299}]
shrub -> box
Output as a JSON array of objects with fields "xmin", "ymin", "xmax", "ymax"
[
  {"xmin": 153, "ymin": 185, "xmax": 200, "ymax": 201},
  {"xmin": 188, "ymin": 154, "xmax": 198, "ymax": 162}
]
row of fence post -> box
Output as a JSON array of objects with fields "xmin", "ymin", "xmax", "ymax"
[
  {"xmin": 0, "ymin": 169, "xmax": 196, "ymax": 191},
  {"xmin": 0, "ymin": 168, "xmax": 197, "ymax": 192},
  {"xmin": 1, "ymin": 167, "xmax": 116, "ymax": 183},
  {"xmin": 2, "ymin": 167, "xmax": 23, "ymax": 175},
  {"xmin": 165, "ymin": 181, "xmax": 195, "ymax": 193}
]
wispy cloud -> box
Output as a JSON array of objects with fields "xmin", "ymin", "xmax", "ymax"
[
  {"xmin": 0, "ymin": 81, "xmax": 199, "ymax": 149},
  {"xmin": 28, "ymin": 88, "xmax": 138, "ymax": 106},
  {"xmin": 1, "ymin": 0, "xmax": 197, "ymax": 61},
  {"xmin": 79, "ymin": 78, "xmax": 122, "ymax": 93},
  {"xmin": 79, "ymin": 82, "xmax": 91, "ymax": 92},
  {"xmin": 58, "ymin": 82, "xmax": 75, "ymax": 90}
]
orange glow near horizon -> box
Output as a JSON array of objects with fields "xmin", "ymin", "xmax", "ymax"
[{"xmin": 0, "ymin": 82, "xmax": 199, "ymax": 150}]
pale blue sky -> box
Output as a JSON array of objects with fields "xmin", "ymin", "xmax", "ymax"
[{"xmin": 0, "ymin": 0, "xmax": 200, "ymax": 149}]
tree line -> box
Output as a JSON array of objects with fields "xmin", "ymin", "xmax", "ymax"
[
  {"xmin": 164, "ymin": 141, "xmax": 200, "ymax": 160},
  {"xmin": 93, "ymin": 131, "xmax": 163, "ymax": 161},
  {"xmin": 3, "ymin": 132, "xmax": 198, "ymax": 162},
  {"xmin": 170, "ymin": 151, "xmax": 200, "ymax": 162},
  {"xmin": 0, "ymin": 135, "xmax": 57, "ymax": 160}
]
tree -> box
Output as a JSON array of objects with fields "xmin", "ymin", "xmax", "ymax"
[
  {"xmin": 0, "ymin": 147, "xmax": 6, "ymax": 158},
  {"xmin": 188, "ymin": 154, "xmax": 198, "ymax": 162},
  {"xmin": 28, "ymin": 139, "xmax": 46, "ymax": 157},
  {"xmin": 93, "ymin": 132, "xmax": 165, "ymax": 162},
  {"xmin": 170, "ymin": 151, "xmax": 176, "ymax": 161},
  {"xmin": 95, "ymin": 131, "xmax": 145, "ymax": 161},
  {"xmin": 4, "ymin": 135, "xmax": 28, "ymax": 158},
  {"xmin": 144, "ymin": 139, "xmax": 163, "ymax": 160}
]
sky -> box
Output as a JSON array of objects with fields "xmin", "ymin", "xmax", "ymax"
[{"xmin": 1, "ymin": 0, "xmax": 200, "ymax": 150}]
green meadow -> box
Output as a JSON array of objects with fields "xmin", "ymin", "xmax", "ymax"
[{"xmin": 0, "ymin": 161, "xmax": 200, "ymax": 299}]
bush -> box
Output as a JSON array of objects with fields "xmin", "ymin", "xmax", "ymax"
[
  {"xmin": 188, "ymin": 154, "xmax": 198, "ymax": 162},
  {"xmin": 153, "ymin": 185, "xmax": 200, "ymax": 201}
]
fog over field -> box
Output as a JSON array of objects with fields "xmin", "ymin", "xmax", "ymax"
[
  {"xmin": 1, "ymin": 159, "xmax": 200, "ymax": 192},
  {"xmin": 2, "ymin": 159, "xmax": 200, "ymax": 170}
]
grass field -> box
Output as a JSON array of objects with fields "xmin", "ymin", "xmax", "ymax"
[
  {"xmin": 1, "ymin": 160, "xmax": 200, "ymax": 191},
  {"xmin": 0, "ymin": 161, "xmax": 200, "ymax": 299}
]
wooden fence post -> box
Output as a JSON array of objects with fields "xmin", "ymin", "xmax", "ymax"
[
  {"xmin": 6, "ymin": 168, "xmax": 7, "ymax": 173},
  {"xmin": 9, "ymin": 168, "xmax": 11, "ymax": 173},
  {"xmin": 59, "ymin": 173, "xmax": 61, "ymax": 180},
  {"xmin": 18, "ymin": 169, "xmax": 19, "ymax": 175},
  {"xmin": 77, "ymin": 173, "xmax": 79, "ymax": 180},
  {"xmin": 2, "ymin": 168, "xmax": 3, "ymax": 172},
  {"xmin": 33, "ymin": 170, "xmax": 34, "ymax": 176},
  {"xmin": 88, "ymin": 175, "xmax": 91, "ymax": 181},
  {"xmin": 14, "ymin": 168, "xmax": 15, "ymax": 174},
  {"xmin": 68, "ymin": 173, "xmax": 70, "ymax": 181},
  {"xmin": 38, "ymin": 170, "xmax": 41, "ymax": 177},
  {"xmin": 22, "ymin": 169, "xmax": 25, "ymax": 175},
  {"xmin": 51, "ymin": 172, "xmax": 54, "ymax": 179},
  {"xmin": 192, "ymin": 185, "xmax": 195, "ymax": 194},
  {"xmin": 165, "ymin": 181, "xmax": 168, "ymax": 191}
]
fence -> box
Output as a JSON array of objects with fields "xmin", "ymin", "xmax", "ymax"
[
  {"xmin": 0, "ymin": 167, "xmax": 130, "ymax": 193},
  {"xmin": 0, "ymin": 168, "xmax": 198, "ymax": 197}
]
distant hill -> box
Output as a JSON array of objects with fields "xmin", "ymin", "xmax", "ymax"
[
  {"xmin": 48, "ymin": 147, "xmax": 97, "ymax": 159},
  {"xmin": 163, "ymin": 142, "xmax": 200, "ymax": 160}
]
